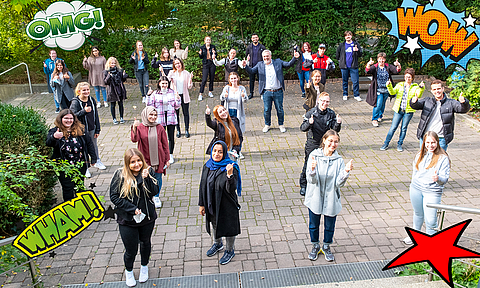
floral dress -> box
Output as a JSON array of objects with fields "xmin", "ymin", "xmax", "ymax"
[{"xmin": 60, "ymin": 135, "xmax": 84, "ymax": 165}]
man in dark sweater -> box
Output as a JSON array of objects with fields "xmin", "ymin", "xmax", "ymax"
[
  {"xmin": 245, "ymin": 34, "xmax": 266, "ymax": 99},
  {"xmin": 336, "ymin": 31, "xmax": 363, "ymax": 102},
  {"xmin": 299, "ymin": 92, "xmax": 342, "ymax": 196}
]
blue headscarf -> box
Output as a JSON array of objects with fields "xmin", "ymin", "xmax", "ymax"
[{"xmin": 205, "ymin": 140, "xmax": 242, "ymax": 196}]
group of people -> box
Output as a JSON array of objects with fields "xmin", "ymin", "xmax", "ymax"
[{"xmin": 42, "ymin": 31, "xmax": 472, "ymax": 287}]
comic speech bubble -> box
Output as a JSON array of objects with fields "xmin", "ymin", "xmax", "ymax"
[
  {"xmin": 381, "ymin": 0, "xmax": 480, "ymax": 68},
  {"xmin": 26, "ymin": 1, "xmax": 104, "ymax": 51},
  {"xmin": 12, "ymin": 191, "xmax": 104, "ymax": 258}
]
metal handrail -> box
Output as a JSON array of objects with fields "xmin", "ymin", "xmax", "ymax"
[
  {"xmin": 0, "ymin": 235, "xmax": 40, "ymax": 287},
  {"xmin": 0, "ymin": 63, "xmax": 33, "ymax": 94},
  {"xmin": 425, "ymin": 203, "xmax": 480, "ymax": 286}
]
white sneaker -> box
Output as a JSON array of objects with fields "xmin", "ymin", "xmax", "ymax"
[
  {"xmin": 139, "ymin": 265, "xmax": 148, "ymax": 283},
  {"xmin": 343, "ymin": 96, "xmax": 348, "ymax": 101},
  {"xmin": 262, "ymin": 125, "xmax": 270, "ymax": 133},
  {"xmin": 279, "ymin": 125, "xmax": 286, "ymax": 133},
  {"xmin": 372, "ymin": 120, "xmax": 379, "ymax": 127},
  {"xmin": 198, "ymin": 94, "xmax": 203, "ymax": 101},
  {"xmin": 403, "ymin": 236, "xmax": 413, "ymax": 245},
  {"xmin": 239, "ymin": 152, "xmax": 245, "ymax": 160},
  {"xmin": 169, "ymin": 154, "xmax": 174, "ymax": 164},
  {"xmin": 96, "ymin": 102, "xmax": 101, "ymax": 108},
  {"xmin": 142, "ymin": 97, "xmax": 146, "ymax": 103},
  {"xmin": 85, "ymin": 168, "xmax": 91, "ymax": 178},
  {"xmin": 104, "ymin": 102, "xmax": 109, "ymax": 108},
  {"xmin": 354, "ymin": 96, "xmax": 363, "ymax": 102},
  {"xmin": 153, "ymin": 196, "xmax": 162, "ymax": 208},
  {"xmin": 125, "ymin": 269, "xmax": 136, "ymax": 287},
  {"xmin": 94, "ymin": 160, "xmax": 107, "ymax": 170},
  {"xmin": 208, "ymin": 91, "xmax": 214, "ymax": 98}
]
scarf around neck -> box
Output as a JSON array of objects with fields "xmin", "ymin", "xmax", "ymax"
[{"xmin": 141, "ymin": 106, "xmax": 160, "ymax": 167}]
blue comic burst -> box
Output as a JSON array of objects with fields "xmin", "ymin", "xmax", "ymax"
[{"xmin": 381, "ymin": 0, "xmax": 480, "ymax": 68}]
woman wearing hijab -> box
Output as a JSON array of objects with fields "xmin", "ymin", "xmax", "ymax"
[
  {"xmin": 199, "ymin": 140, "xmax": 242, "ymax": 265},
  {"xmin": 131, "ymin": 106, "xmax": 170, "ymax": 208}
]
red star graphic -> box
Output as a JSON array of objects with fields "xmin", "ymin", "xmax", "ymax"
[{"xmin": 383, "ymin": 219, "xmax": 480, "ymax": 287}]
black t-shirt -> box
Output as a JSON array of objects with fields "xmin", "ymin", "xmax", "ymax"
[{"xmin": 80, "ymin": 97, "xmax": 95, "ymax": 131}]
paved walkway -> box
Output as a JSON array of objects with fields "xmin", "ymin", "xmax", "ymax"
[{"xmin": 3, "ymin": 79, "xmax": 480, "ymax": 287}]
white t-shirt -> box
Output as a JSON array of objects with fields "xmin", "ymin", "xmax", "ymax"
[
  {"xmin": 425, "ymin": 100, "xmax": 444, "ymax": 137},
  {"xmin": 265, "ymin": 63, "xmax": 281, "ymax": 90},
  {"xmin": 175, "ymin": 71, "xmax": 184, "ymax": 95}
]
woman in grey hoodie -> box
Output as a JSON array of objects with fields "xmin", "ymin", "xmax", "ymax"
[{"xmin": 304, "ymin": 130, "xmax": 353, "ymax": 262}]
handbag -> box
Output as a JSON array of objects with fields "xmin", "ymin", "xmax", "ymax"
[{"xmin": 303, "ymin": 59, "xmax": 314, "ymax": 69}]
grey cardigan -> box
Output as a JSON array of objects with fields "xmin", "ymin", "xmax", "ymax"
[
  {"xmin": 50, "ymin": 71, "xmax": 75, "ymax": 104},
  {"xmin": 304, "ymin": 149, "xmax": 350, "ymax": 216}
]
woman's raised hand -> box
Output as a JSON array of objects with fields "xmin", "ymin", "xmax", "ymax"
[
  {"xmin": 419, "ymin": 81, "xmax": 425, "ymax": 88},
  {"xmin": 85, "ymin": 106, "xmax": 92, "ymax": 113},
  {"xmin": 345, "ymin": 159, "xmax": 354, "ymax": 172},
  {"xmin": 53, "ymin": 128, "xmax": 63, "ymax": 139},
  {"xmin": 135, "ymin": 208, "xmax": 142, "ymax": 215},
  {"xmin": 155, "ymin": 52, "xmax": 159, "ymax": 58},
  {"xmin": 394, "ymin": 58, "xmax": 401, "ymax": 67},
  {"xmin": 309, "ymin": 115, "xmax": 314, "ymax": 124},
  {"xmin": 133, "ymin": 117, "xmax": 141, "ymax": 128},
  {"xmin": 226, "ymin": 163, "xmax": 234, "ymax": 176},
  {"xmin": 367, "ymin": 58, "xmax": 375, "ymax": 66},
  {"xmin": 386, "ymin": 79, "xmax": 391, "ymax": 87},
  {"xmin": 310, "ymin": 156, "xmax": 317, "ymax": 170},
  {"xmin": 336, "ymin": 114, "xmax": 342, "ymax": 123},
  {"xmin": 142, "ymin": 166, "xmax": 151, "ymax": 178},
  {"xmin": 205, "ymin": 105, "xmax": 211, "ymax": 115},
  {"xmin": 432, "ymin": 170, "xmax": 439, "ymax": 182},
  {"xmin": 64, "ymin": 73, "xmax": 70, "ymax": 80},
  {"xmin": 185, "ymin": 46, "xmax": 189, "ymax": 52}
]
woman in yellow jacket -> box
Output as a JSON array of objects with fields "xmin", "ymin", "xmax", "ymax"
[{"xmin": 380, "ymin": 68, "xmax": 425, "ymax": 152}]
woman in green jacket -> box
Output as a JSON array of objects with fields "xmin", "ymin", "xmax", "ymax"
[{"xmin": 380, "ymin": 68, "xmax": 425, "ymax": 152}]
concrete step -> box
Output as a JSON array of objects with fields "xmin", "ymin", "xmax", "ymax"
[{"xmin": 286, "ymin": 275, "xmax": 449, "ymax": 288}]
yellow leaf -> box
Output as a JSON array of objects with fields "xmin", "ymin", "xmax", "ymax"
[{"xmin": 13, "ymin": 4, "xmax": 22, "ymax": 13}]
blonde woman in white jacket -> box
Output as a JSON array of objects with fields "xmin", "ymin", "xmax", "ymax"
[
  {"xmin": 304, "ymin": 130, "xmax": 353, "ymax": 262},
  {"xmin": 168, "ymin": 58, "xmax": 193, "ymax": 138}
]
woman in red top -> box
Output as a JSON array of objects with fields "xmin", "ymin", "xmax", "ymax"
[{"xmin": 131, "ymin": 106, "xmax": 170, "ymax": 208}]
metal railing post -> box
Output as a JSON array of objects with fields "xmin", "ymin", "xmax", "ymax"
[{"xmin": 0, "ymin": 63, "xmax": 33, "ymax": 94}]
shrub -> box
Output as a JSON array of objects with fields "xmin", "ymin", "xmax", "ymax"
[{"xmin": 447, "ymin": 60, "xmax": 480, "ymax": 110}]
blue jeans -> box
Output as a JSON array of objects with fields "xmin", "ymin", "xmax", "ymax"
[
  {"xmin": 384, "ymin": 111, "xmax": 414, "ymax": 146},
  {"xmin": 308, "ymin": 209, "xmax": 337, "ymax": 244},
  {"xmin": 94, "ymin": 86, "xmax": 107, "ymax": 103},
  {"xmin": 228, "ymin": 108, "xmax": 237, "ymax": 118},
  {"xmin": 409, "ymin": 185, "xmax": 442, "ymax": 235},
  {"xmin": 419, "ymin": 137, "xmax": 448, "ymax": 152},
  {"xmin": 262, "ymin": 90, "xmax": 284, "ymax": 126},
  {"xmin": 154, "ymin": 172, "xmax": 163, "ymax": 197},
  {"xmin": 297, "ymin": 70, "xmax": 310, "ymax": 94},
  {"xmin": 341, "ymin": 68, "xmax": 359, "ymax": 98},
  {"xmin": 54, "ymin": 98, "xmax": 60, "ymax": 109},
  {"xmin": 135, "ymin": 69, "xmax": 149, "ymax": 97},
  {"xmin": 372, "ymin": 92, "xmax": 389, "ymax": 121}
]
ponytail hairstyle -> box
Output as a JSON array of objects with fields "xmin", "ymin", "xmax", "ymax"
[{"xmin": 212, "ymin": 105, "xmax": 240, "ymax": 149}]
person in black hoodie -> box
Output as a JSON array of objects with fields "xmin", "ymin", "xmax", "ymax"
[
  {"xmin": 299, "ymin": 92, "xmax": 342, "ymax": 196},
  {"xmin": 46, "ymin": 109, "xmax": 97, "ymax": 201},
  {"xmin": 70, "ymin": 82, "xmax": 104, "ymax": 177},
  {"xmin": 245, "ymin": 34, "xmax": 266, "ymax": 99},
  {"xmin": 109, "ymin": 148, "xmax": 158, "ymax": 287},
  {"xmin": 336, "ymin": 31, "xmax": 363, "ymax": 102},
  {"xmin": 198, "ymin": 36, "xmax": 216, "ymax": 100}
]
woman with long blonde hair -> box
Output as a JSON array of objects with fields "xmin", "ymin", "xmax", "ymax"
[
  {"xmin": 46, "ymin": 109, "xmax": 96, "ymax": 201},
  {"xmin": 205, "ymin": 104, "xmax": 243, "ymax": 159},
  {"xmin": 104, "ymin": 57, "xmax": 128, "ymax": 124},
  {"xmin": 129, "ymin": 40, "xmax": 149, "ymax": 99},
  {"xmin": 109, "ymin": 148, "xmax": 158, "ymax": 287},
  {"xmin": 403, "ymin": 131, "xmax": 450, "ymax": 245}
]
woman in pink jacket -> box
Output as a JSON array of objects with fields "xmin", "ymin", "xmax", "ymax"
[{"xmin": 167, "ymin": 58, "xmax": 193, "ymax": 138}]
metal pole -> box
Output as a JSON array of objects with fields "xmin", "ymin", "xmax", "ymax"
[{"xmin": 27, "ymin": 256, "xmax": 39, "ymax": 287}]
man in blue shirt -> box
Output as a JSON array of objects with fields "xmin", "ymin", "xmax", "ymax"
[{"xmin": 336, "ymin": 31, "xmax": 363, "ymax": 102}]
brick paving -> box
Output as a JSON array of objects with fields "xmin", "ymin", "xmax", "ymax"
[{"xmin": 2, "ymin": 78, "xmax": 480, "ymax": 287}]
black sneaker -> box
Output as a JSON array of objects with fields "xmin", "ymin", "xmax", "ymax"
[
  {"xmin": 300, "ymin": 187, "xmax": 306, "ymax": 196},
  {"xmin": 321, "ymin": 244, "xmax": 334, "ymax": 262},
  {"xmin": 185, "ymin": 130, "xmax": 190, "ymax": 138},
  {"xmin": 55, "ymin": 108, "xmax": 60, "ymax": 113},
  {"xmin": 301, "ymin": 93, "xmax": 306, "ymax": 98},
  {"xmin": 308, "ymin": 243, "xmax": 321, "ymax": 261},
  {"xmin": 248, "ymin": 94, "xmax": 253, "ymax": 100},
  {"xmin": 176, "ymin": 130, "xmax": 181, "ymax": 138},
  {"xmin": 219, "ymin": 250, "xmax": 235, "ymax": 265},
  {"xmin": 206, "ymin": 242, "xmax": 223, "ymax": 257}
]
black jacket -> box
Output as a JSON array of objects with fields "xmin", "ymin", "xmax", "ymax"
[
  {"xmin": 46, "ymin": 127, "xmax": 97, "ymax": 165},
  {"xmin": 245, "ymin": 43, "xmax": 266, "ymax": 67},
  {"xmin": 129, "ymin": 51, "xmax": 150, "ymax": 72},
  {"xmin": 70, "ymin": 96, "xmax": 101, "ymax": 134},
  {"xmin": 300, "ymin": 107, "xmax": 341, "ymax": 144},
  {"xmin": 199, "ymin": 44, "xmax": 216, "ymax": 65},
  {"xmin": 410, "ymin": 94, "xmax": 470, "ymax": 144},
  {"xmin": 336, "ymin": 40, "xmax": 362, "ymax": 69},
  {"xmin": 198, "ymin": 165, "xmax": 240, "ymax": 238},
  {"xmin": 205, "ymin": 114, "xmax": 243, "ymax": 154},
  {"xmin": 365, "ymin": 63, "xmax": 400, "ymax": 107},
  {"xmin": 104, "ymin": 68, "xmax": 128, "ymax": 102},
  {"xmin": 109, "ymin": 168, "xmax": 158, "ymax": 225}
]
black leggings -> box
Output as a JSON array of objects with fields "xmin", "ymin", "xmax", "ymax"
[
  {"xmin": 164, "ymin": 124, "xmax": 176, "ymax": 154},
  {"xmin": 58, "ymin": 164, "xmax": 87, "ymax": 201},
  {"xmin": 200, "ymin": 61, "xmax": 215, "ymax": 93},
  {"xmin": 118, "ymin": 221, "xmax": 155, "ymax": 271},
  {"xmin": 60, "ymin": 93, "xmax": 71, "ymax": 110},
  {"xmin": 299, "ymin": 142, "xmax": 318, "ymax": 189},
  {"xmin": 110, "ymin": 100, "xmax": 124, "ymax": 120},
  {"xmin": 175, "ymin": 94, "xmax": 190, "ymax": 132}
]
